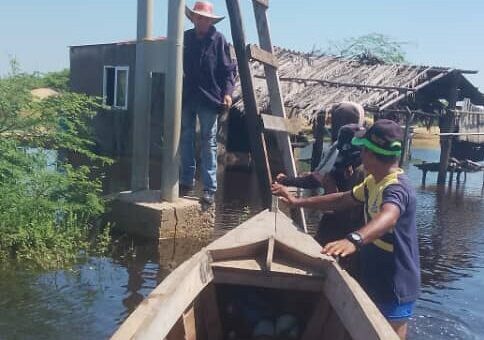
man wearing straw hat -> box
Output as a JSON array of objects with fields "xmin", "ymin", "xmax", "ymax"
[{"xmin": 180, "ymin": 1, "xmax": 236, "ymax": 205}]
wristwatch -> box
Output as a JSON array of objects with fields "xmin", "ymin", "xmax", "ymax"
[{"xmin": 346, "ymin": 232, "xmax": 364, "ymax": 249}]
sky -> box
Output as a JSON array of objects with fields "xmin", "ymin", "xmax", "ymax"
[{"xmin": 1, "ymin": 0, "xmax": 483, "ymax": 89}]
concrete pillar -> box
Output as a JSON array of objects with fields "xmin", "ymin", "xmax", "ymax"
[
  {"xmin": 160, "ymin": 0, "xmax": 185, "ymax": 202},
  {"xmin": 137, "ymin": 0, "xmax": 154, "ymax": 40},
  {"xmin": 131, "ymin": 0, "xmax": 155, "ymax": 191}
]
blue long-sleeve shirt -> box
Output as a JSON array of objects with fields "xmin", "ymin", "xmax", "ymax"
[{"xmin": 183, "ymin": 26, "xmax": 236, "ymax": 109}]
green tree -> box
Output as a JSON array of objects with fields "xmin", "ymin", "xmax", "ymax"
[
  {"xmin": 325, "ymin": 33, "xmax": 408, "ymax": 64},
  {"xmin": 0, "ymin": 64, "xmax": 111, "ymax": 269}
]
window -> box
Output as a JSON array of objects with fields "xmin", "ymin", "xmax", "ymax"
[{"xmin": 103, "ymin": 66, "xmax": 129, "ymax": 110}]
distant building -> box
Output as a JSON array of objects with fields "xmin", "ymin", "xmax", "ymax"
[{"xmin": 70, "ymin": 37, "xmax": 168, "ymax": 159}]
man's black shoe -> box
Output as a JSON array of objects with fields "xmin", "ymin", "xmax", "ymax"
[{"xmin": 201, "ymin": 190, "xmax": 215, "ymax": 205}]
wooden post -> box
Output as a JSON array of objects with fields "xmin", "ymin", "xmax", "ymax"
[
  {"xmin": 225, "ymin": 0, "xmax": 272, "ymax": 207},
  {"xmin": 437, "ymin": 73, "xmax": 459, "ymax": 185},
  {"xmin": 449, "ymin": 168, "xmax": 454, "ymax": 185},
  {"xmin": 400, "ymin": 108, "xmax": 414, "ymax": 166},
  {"xmin": 311, "ymin": 111, "xmax": 325, "ymax": 170}
]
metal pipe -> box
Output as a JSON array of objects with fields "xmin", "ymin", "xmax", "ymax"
[
  {"xmin": 160, "ymin": 0, "xmax": 185, "ymax": 202},
  {"xmin": 137, "ymin": 0, "xmax": 154, "ymax": 40}
]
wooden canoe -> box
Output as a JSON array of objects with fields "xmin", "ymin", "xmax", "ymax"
[{"xmin": 111, "ymin": 209, "xmax": 398, "ymax": 340}]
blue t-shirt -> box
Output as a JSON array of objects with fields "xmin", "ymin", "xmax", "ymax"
[{"xmin": 352, "ymin": 169, "xmax": 420, "ymax": 304}]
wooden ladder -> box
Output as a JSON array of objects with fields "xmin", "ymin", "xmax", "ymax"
[{"xmin": 225, "ymin": 0, "xmax": 307, "ymax": 232}]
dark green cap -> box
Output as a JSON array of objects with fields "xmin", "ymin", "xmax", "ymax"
[{"xmin": 351, "ymin": 119, "xmax": 403, "ymax": 156}]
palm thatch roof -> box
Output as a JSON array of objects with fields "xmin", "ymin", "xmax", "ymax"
[{"xmin": 232, "ymin": 47, "xmax": 482, "ymax": 122}]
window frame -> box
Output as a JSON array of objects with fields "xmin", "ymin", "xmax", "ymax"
[{"xmin": 103, "ymin": 65, "xmax": 129, "ymax": 110}]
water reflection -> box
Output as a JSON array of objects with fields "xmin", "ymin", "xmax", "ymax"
[
  {"xmin": 418, "ymin": 187, "xmax": 483, "ymax": 289},
  {"xmin": 407, "ymin": 148, "xmax": 484, "ymax": 339}
]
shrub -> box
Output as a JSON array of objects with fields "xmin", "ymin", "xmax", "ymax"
[{"xmin": 0, "ymin": 66, "xmax": 111, "ymax": 269}]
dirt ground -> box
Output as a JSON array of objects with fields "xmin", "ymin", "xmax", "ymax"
[{"xmin": 412, "ymin": 126, "xmax": 440, "ymax": 148}]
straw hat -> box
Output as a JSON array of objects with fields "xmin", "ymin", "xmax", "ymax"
[{"xmin": 185, "ymin": 1, "xmax": 224, "ymax": 24}]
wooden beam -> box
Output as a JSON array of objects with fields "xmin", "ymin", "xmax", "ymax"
[
  {"xmin": 252, "ymin": 0, "xmax": 307, "ymax": 231},
  {"xmin": 226, "ymin": 0, "xmax": 273, "ymax": 207},
  {"xmin": 454, "ymin": 69, "xmax": 478, "ymax": 74},
  {"xmin": 323, "ymin": 263, "xmax": 399, "ymax": 340},
  {"xmin": 111, "ymin": 252, "xmax": 213, "ymax": 340},
  {"xmin": 260, "ymin": 114, "xmax": 301, "ymax": 134},
  {"xmin": 208, "ymin": 240, "xmax": 267, "ymax": 262},
  {"xmin": 374, "ymin": 108, "xmax": 440, "ymax": 118},
  {"xmin": 268, "ymin": 75, "xmax": 419, "ymax": 92},
  {"xmin": 266, "ymin": 236, "xmax": 275, "ymax": 271},
  {"xmin": 212, "ymin": 267, "xmax": 325, "ymax": 292},
  {"xmin": 449, "ymin": 110, "xmax": 484, "ymax": 116},
  {"xmin": 247, "ymin": 44, "xmax": 278, "ymax": 68},
  {"xmin": 378, "ymin": 69, "xmax": 454, "ymax": 111},
  {"xmin": 425, "ymin": 67, "xmax": 477, "ymax": 74},
  {"xmin": 438, "ymin": 132, "xmax": 484, "ymax": 136},
  {"xmin": 251, "ymin": 0, "xmax": 294, "ymax": 172},
  {"xmin": 183, "ymin": 306, "xmax": 197, "ymax": 340}
]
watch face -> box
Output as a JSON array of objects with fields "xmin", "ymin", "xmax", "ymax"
[
  {"xmin": 351, "ymin": 233, "xmax": 362, "ymax": 242},
  {"xmin": 347, "ymin": 232, "xmax": 363, "ymax": 248}
]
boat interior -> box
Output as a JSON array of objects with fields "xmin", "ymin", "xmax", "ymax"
[{"xmin": 165, "ymin": 238, "xmax": 353, "ymax": 340}]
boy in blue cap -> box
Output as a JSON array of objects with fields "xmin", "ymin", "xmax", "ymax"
[{"xmin": 272, "ymin": 119, "xmax": 420, "ymax": 339}]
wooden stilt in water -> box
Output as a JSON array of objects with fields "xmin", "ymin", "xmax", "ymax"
[
  {"xmin": 438, "ymin": 73, "xmax": 459, "ymax": 184},
  {"xmin": 449, "ymin": 168, "xmax": 454, "ymax": 185},
  {"xmin": 400, "ymin": 107, "xmax": 414, "ymax": 166}
]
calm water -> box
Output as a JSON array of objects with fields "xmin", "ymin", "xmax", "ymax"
[{"xmin": 0, "ymin": 147, "xmax": 483, "ymax": 340}]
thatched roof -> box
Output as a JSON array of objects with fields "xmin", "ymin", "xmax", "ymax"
[{"xmin": 232, "ymin": 47, "xmax": 482, "ymax": 122}]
